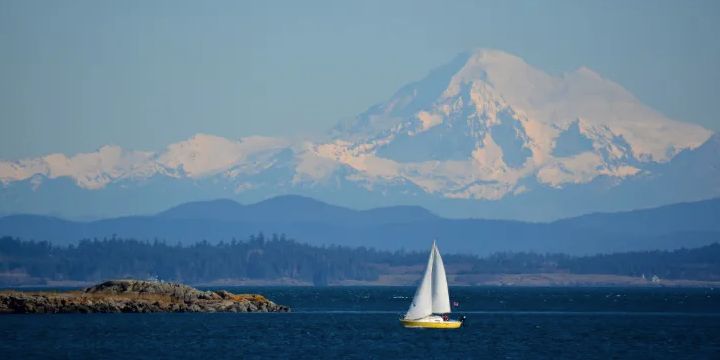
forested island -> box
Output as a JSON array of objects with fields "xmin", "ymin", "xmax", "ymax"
[{"xmin": 1, "ymin": 234, "xmax": 719, "ymax": 287}]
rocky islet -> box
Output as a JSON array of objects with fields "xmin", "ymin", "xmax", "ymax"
[{"xmin": 0, "ymin": 280, "xmax": 290, "ymax": 314}]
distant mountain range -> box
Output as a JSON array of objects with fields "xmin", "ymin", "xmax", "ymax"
[
  {"xmin": 0, "ymin": 195, "xmax": 717, "ymax": 256},
  {"xmin": 1, "ymin": 49, "xmax": 718, "ymax": 221}
]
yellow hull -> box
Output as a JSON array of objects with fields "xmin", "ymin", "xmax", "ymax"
[{"xmin": 400, "ymin": 319, "xmax": 463, "ymax": 329}]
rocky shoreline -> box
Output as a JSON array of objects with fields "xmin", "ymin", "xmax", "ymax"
[{"xmin": 0, "ymin": 280, "xmax": 290, "ymax": 314}]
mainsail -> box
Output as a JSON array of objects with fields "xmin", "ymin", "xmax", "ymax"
[
  {"xmin": 404, "ymin": 241, "xmax": 451, "ymax": 320},
  {"xmin": 431, "ymin": 243, "xmax": 451, "ymax": 314}
]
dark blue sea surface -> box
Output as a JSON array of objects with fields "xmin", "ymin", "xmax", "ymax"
[{"xmin": 1, "ymin": 286, "xmax": 719, "ymax": 359}]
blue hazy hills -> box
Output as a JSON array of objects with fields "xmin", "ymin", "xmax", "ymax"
[{"xmin": 0, "ymin": 195, "xmax": 717, "ymax": 256}]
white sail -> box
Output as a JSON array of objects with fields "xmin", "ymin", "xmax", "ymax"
[
  {"xmin": 404, "ymin": 243, "xmax": 435, "ymax": 320},
  {"xmin": 431, "ymin": 242, "xmax": 451, "ymax": 314}
]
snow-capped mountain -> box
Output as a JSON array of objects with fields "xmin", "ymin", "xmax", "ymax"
[{"xmin": 0, "ymin": 49, "xmax": 717, "ymax": 220}]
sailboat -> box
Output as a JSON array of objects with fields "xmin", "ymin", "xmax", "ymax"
[{"xmin": 400, "ymin": 240, "xmax": 465, "ymax": 329}]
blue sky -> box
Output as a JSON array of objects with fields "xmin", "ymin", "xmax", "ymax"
[{"xmin": 1, "ymin": 0, "xmax": 719, "ymax": 158}]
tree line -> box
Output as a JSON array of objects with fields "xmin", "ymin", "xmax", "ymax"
[{"xmin": 1, "ymin": 235, "xmax": 719, "ymax": 285}]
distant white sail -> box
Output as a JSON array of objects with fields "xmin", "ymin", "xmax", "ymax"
[
  {"xmin": 404, "ymin": 243, "xmax": 434, "ymax": 320},
  {"xmin": 404, "ymin": 240, "xmax": 451, "ymax": 320},
  {"xmin": 431, "ymin": 243, "xmax": 451, "ymax": 314}
]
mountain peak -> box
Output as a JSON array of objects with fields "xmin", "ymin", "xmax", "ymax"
[
  {"xmin": 254, "ymin": 194, "xmax": 332, "ymax": 208},
  {"xmin": 449, "ymin": 48, "xmax": 541, "ymax": 90},
  {"xmin": 322, "ymin": 49, "xmax": 713, "ymax": 203},
  {"xmin": 465, "ymin": 48, "xmax": 528, "ymax": 68},
  {"xmin": 158, "ymin": 198, "xmax": 245, "ymax": 220}
]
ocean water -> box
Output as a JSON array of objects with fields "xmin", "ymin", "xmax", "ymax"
[{"xmin": 1, "ymin": 286, "xmax": 719, "ymax": 359}]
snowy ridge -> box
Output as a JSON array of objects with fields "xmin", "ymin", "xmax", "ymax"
[
  {"xmin": 0, "ymin": 49, "xmax": 715, "ymax": 210},
  {"xmin": 0, "ymin": 134, "xmax": 289, "ymax": 189}
]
